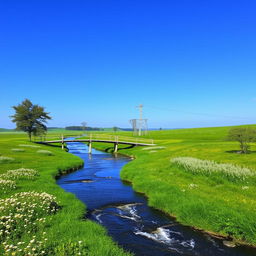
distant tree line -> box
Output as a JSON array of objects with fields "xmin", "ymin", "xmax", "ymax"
[
  {"xmin": 65, "ymin": 126, "xmax": 103, "ymax": 131},
  {"xmin": 47, "ymin": 127, "xmax": 61, "ymax": 129}
]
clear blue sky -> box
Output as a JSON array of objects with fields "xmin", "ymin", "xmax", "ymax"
[{"xmin": 1, "ymin": 0, "xmax": 256, "ymax": 129}]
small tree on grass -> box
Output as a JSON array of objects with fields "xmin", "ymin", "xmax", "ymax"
[
  {"xmin": 227, "ymin": 127, "xmax": 256, "ymax": 154},
  {"xmin": 113, "ymin": 126, "xmax": 118, "ymax": 132},
  {"xmin": 81, "ymin": 122, "xmax": 87, "ymax": 133},
  {"xmin": 11, "ymin": 99, "xmax": 51, "ymax": 141}
]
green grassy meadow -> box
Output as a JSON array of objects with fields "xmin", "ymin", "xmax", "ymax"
[
  {"xmin": 1, "ymin": 125, "xmax": 256, "ymax": 255},
  {"xmin": 0, "ymin": 132, "xmax": 131, "ymax": 256},
  {"xmin": 89, "ymin": 125, "xmax": 256, "ymax": 246}
]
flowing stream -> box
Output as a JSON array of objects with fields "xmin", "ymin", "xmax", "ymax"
[{"xmin": 57, "ymin": 141, "xmax": 256, "ymax": 256}]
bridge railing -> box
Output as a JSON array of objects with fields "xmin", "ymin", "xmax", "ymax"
[
  {"xmin": 37, "ymin": 133, "xmax": 154, "ymax": 145},
  {"xmin": 34, "ymin": 134, "xmax": 83, "ymax": 142},
  {"xmin": 86, "ymin": 134, "xmax": 154, "ymax": 145},
  {"xmin": 33, "ymin": 135, "xmax": 63, "ymax": 142}
]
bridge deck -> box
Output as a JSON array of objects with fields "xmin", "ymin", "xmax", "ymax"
[{"xmin": 39, "ymin": 139, "xmax": 155, "ymax": 146}]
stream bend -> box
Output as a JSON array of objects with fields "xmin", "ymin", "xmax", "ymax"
[{"xmin": 57, "ymin": 141, "xmax": 256, "ymax": 256}]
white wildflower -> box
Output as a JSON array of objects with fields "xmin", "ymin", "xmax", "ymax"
[{"xmin": 171, "ymin": 157, "xmax": 255, "ymax": 181}]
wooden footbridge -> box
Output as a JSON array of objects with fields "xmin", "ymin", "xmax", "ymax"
[{"xmin": 37, "ymin": 134, "xmax": 155, "ymax": 153}]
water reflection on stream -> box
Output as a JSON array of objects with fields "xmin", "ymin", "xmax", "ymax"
[{"xmin": 57, "ymin": 141, "xmax": 256, "ymax": 256}]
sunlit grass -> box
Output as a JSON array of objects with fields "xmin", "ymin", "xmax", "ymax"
[
  {"xmin": 0, "ymin": 132, "xmax": 132, "ymax": 256},
  {"xmin": 0, "ymin": 156, "xmax": 15, "ymax": 163},
  {"xmin": 37, "ymin": 150, "xmax": 54, "ymax": 156},
  {"xmin": 19, "ymin": 144, "xmax": 41, "ymax": 148},
  {"xmin": 88, "ymin": 125, "xmax": 256, "ymax": 246},
  {"xmin": 11, "ymin": 148, "xmax": 25, "ymax": 152}
]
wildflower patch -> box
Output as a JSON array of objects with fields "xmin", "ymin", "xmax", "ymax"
[
  {"xmin": 2, "ymin": 237, "xmax": 87, "ymax": 256},
  {"xmin": 0, "ymin": 180, "xmax": 16, "ymax": 193},
  {"xmin": 171, "ymin": 157, "xmax": 255, "ymax": 181},
  {"xmin": 2, "ymin": 233, "xmax": 48, "ymax": 256},
  {"xmin": 0, "ymin": 168, "xmax": 38, "ymax": 180},
  {"xmin": 0, "ymin": 191, "xmax": 59, "ymax": 242}
]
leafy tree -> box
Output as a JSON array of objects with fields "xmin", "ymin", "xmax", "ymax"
[
  {"xmin": 227, "ymin": 127, "xmax": 256, "ymax": 153},
  {"xmin": 113, "ymin": 126, "xmax": 118, "ymax": 132},
  {"xmin": 11, "ymin": 99, "xmax": 51, "ymax": 141}
]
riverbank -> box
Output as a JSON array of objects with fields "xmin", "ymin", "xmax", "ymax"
[
  {"xmin": 88, "ymin": 125, "xmax": 256, "ymax": 247},
  {"xmin": 0, "ymin": 133, "xmax": 131, "ymax": 255}
]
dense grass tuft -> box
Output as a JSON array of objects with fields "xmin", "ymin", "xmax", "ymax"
[
  {"xmin": 0, "ymin": 156, "xmax": 14, "ymax": 163},
  {"xmin": 171, "ymin": 157, "xmax": 255, "ymax": 181},
  {"xmin": 19, "ymin": 144, "xmax": 41, "ymax": 148},
  {"xmin": 37, "ymin": 150, "xmax": 54, "ymax": 156},
  {"xmin": 11, "ymin": 148, "xmax": 25, "ymax": 152},
  {"xmin": 142, "ymin": 146, "xmax": 166, "ymax": 151}
]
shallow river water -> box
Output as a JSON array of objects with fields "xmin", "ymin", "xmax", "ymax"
[{"xmin": 57, "ymin": 141, "xmax": 256, "ymax": 256}]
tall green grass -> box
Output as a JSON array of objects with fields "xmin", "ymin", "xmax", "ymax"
[
  {"xmin": 0, "ymin": 132, "xmax": 131, "ymax": 256},
  {"xmin": 88, "ymin": 125, "xmax": 256, "ymax": 246}
]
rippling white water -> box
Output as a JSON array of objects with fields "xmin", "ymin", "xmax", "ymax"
[
  {"xmin": 116, "ymin": 203, "xmax": 142, "ymax": 221},
  {"xmin": 134, "ymin": 226, "xmax": 195, "ymax": 249}
]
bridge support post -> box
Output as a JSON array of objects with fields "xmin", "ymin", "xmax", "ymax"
[
  {"xmin": 114, "ymin": 143, "xmax": 118, "ymax": 153},
  {"xmin": 88, "ymin": 142, "xmax": 92, "ymax": 154},
  {"xmin": 61, "ymin": 134, "xmax": 64, "ymax": 150}
]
